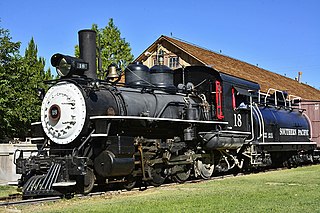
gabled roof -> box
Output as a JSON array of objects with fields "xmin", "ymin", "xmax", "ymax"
[{"xmin": 136, "ymin": 36, "xmax": 320, "ymax": 100}]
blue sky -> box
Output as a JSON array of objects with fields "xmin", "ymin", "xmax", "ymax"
[{"xmin": 1, "ymin": 0, "xmax": 319, "ymax": 89}]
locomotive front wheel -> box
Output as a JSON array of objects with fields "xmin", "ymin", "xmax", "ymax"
[{"xmin": 83, "ymin": 167, "xmax": 95, "ymax": 194}]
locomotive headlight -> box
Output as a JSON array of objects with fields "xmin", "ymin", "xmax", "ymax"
[
  {"xmin": 56, "ymin": 57, "xmax": 71, "ymax": 77},
  {"xmin": 51, "ymin": 53, "xmax": 89, "ymax": 77}
]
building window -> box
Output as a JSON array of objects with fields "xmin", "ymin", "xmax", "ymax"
[
  {"xmin": 158, "ymin": 49, "xmax": 164, "ymax": 56},
  {"xmin": 169, "ymin": 56, "xmax": 179, "ymax": 68}
]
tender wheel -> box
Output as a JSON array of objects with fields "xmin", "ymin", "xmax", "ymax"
[{"xmin": 195, "ymin": 160, "xmax": 214, "ymax": 179}]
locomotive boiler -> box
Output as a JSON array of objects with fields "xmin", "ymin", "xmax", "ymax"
[{"xmin": 15, "ymin": 29, "xmax": 316, "ymax": 198}]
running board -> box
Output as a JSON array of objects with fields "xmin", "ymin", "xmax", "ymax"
[{"xmin": 257, "ymin": 142, "xmax": 317, "ymax": 152}]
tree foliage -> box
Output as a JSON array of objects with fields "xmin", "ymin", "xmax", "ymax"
[
  {"xmin": 0, "ymin": 26, "xmax": 52, "ymax": 141},
  {"xmin": 75, "ymin": 18, "xmax": 134, "ymax": 79}
]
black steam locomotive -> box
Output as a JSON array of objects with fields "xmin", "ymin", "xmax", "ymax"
[{"xmin": 15, "ymin": 30, "xmax": 316, "ymax": 198}]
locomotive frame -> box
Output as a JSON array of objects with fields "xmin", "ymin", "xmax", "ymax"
[{"xmin": 15, "ymin": 29, "xmax": 317, "ymax": 198}]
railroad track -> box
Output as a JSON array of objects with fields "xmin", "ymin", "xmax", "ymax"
[
  {"xmin": 0, "ymin": 195, "xmax": 60, "ymax": 206},
  {"xmin": 0, "ymin": 173, "xmax": 243, "ymax": 207},
  {"xmin": 0, "ymin": 165, "xmax": 309, "ymax": 207}
]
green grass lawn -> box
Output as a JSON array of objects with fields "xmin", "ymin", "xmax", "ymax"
[
  {"xmin": 0, "ymin": 185, "xmax": 18, "ymax": 197},
  {"xmin": 4, "ymin": 165, "xmax": 320, "ymax": 213}
]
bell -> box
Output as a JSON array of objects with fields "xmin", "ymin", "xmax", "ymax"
[{"xmin": 107, "ymin": 64, "xmax": 119, "ymax": 78}]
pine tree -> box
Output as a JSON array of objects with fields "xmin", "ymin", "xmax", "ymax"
[
  {"xmin": 0, "ymin": 26, "xmax": 22, "ymax": 141},
  {"xmin": 19, "ymin": 37, "xmax": 52, "ymax": 137},
  {"xmin": 0, "ymin": 26, "xmax": 52, "ymax": 141}
]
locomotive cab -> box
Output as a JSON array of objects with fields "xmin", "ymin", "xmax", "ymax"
[{"xmin": 174, "ymin": 66, "xmax": 260, "ymax": 134}]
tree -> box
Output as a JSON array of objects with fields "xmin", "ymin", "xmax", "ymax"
[
  {"xmin": 0, "ymin": 26, "xmax": 52, "ymax": 141},
  {"xmin": 0, "ymin": 26, "xmax": 22, "ymax": 141},
  {"xmin": 19, "ymin": 37, "xmax": 52, "ymax": 135},
  {"xmin": 75, "ymin": 18, "xmax": 134, "ymax": 79}
]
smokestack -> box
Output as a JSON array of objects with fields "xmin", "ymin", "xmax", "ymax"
[
  {"xmin": 298, "ymin": 71, "xmax": 302, "ymax": 83},
  {"xmin": 78, "ymin": 29, "xmax": 97, "ymax": 79}
]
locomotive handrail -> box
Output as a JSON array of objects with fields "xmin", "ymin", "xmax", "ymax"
[
  {"xmin": 14, "ymin": 149, "xmax": 50, "ymax": 165},
  {"xmin": 90, "ymin": 115, "xmax": 229, "ymax": 125},
  {"xmin": 252, "ymin": 103, "xmax": 265, "ymax": 142},
  {"xmin": 219, "ymin": 130, "xmax": 251, "ymax": 135},
  {"xmin": 73, "ymin": 129, "xmax": 95, "ymax": 156},
  {"xmin": 263, "ymin": 88, "xmax": 287, "ymax": 108},
  {"xmin": 125, "ymin": 65, "xmax": 155, "ymax": 87},
  {"xmin": 303, "ymin": 112, "xmax": 313, "ymax": 141},
  {"xmin": 288, "ymin": 94, "xmax": 301, "ymax": 109},
  {"xmin": 245, "ymin": 95, "xmax": 255, "ymax": 142},
  {"xmin": 252, "ymin": 105, "xmax": 262, "ymax": 141},
  {"xmin": 198, "ymin": 130, "xmax": 251, "ymax": 135},
  {"xmin": 257, "ymin": 104, "xmax": 265, "ymax": 142},
  {"xmin": 156, "ymin": 101, "xmax": 185, "ymax": 118},
  {"xmin": 258, "ymin": 91, "xmax": 268, "ymax": 105}
]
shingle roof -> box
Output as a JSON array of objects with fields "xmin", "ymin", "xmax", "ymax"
[{"xmin": 136, "ymin": 36, "xmax": 320, "ymax": 100}]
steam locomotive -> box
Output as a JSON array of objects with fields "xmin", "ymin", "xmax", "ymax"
[{"xmin": 15, "ymin": 30, "xmax": 317, "ymax": 198}]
